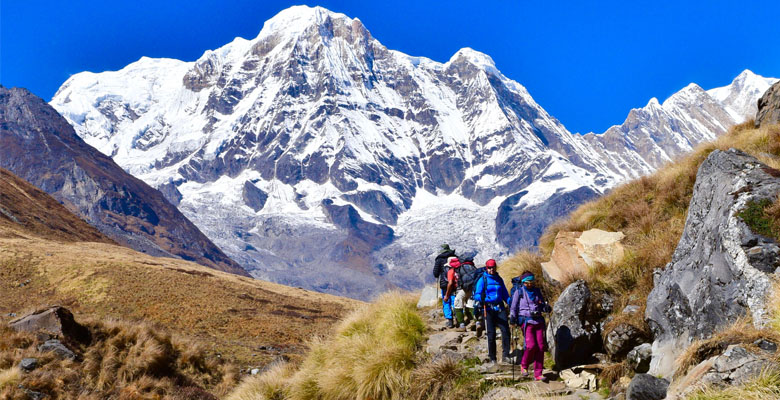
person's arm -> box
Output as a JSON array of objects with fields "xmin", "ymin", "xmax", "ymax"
[
  {"xmin": 444, "ymin": 269, "xmax": 455, "ymax": 301},
  {"xmin": 509, "ymin": 289, "xmax": 520, "ymax": 322},
  {"xmin": 499, "ymin": 282, "xmax": 510, "ymax": 304},
  {"xmin": 473, "ymin": 276, "xmax": 483, "ymax": 303}
]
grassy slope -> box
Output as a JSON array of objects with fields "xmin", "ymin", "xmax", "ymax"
[{"xmin": 0, "ymin": 167, "xmax": 360, "ymax": 368}]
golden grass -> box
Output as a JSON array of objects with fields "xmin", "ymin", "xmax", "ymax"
[
  {"xmin": 685, "ymin": 370, "xmax": 780, "ymax": 400},
  {"xmin": 229, "ymin": 292, "xmax": 432, "ymax": 400},
  {"xmin": 534, "ymin": 123, "xmax": 780, "ymax": 341},
  {"xmin": 226, "ymin": 361, "xmax": 294, "ymax": 400},
  {"xmin": 0, "ymin": 319, "xmax": 238, "ymax": 399},
  {"xmin": 0, "ymin": 367, "xmax": 21, "ymax": 390},
  {"xmin": 0, "ymin": 234, "xmax": 359, "ymax": 368}
]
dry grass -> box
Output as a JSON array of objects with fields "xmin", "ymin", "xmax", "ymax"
[
  {"xmin": 226, "ymin": 361, "xmax": 294, "ymax": 400},
  {"xmin": 0, "ymin": 233, "xmax": 359, "ymax": 368},
  {"xmin": 229, "ymin": 292, "xmax": 430, "ymax": 400},
  {"xmin": 0, "ymin": 367, "xmax": 21, "ymax": 391},
  {"xmin": 408, "ymin": 355, "xmax": 480, "ymax": 400},
  {"xmin": 535, "ymin": 122, "xmax": 780, "ymax": 341},
  {"xmin": 0, "ymin": 319, "xmax": 239, "ymax": 399},
  {"xmin": 684, "ymin": 370, "xmax": 780, "ymax": 400}
]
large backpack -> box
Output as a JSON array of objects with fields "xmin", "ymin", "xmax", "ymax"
[
  {"xmin": 433, "ymin": 249, "xmax": 456, "ymax": 290},
  {"xmin": 459, "ymin": 264, "xmax": 483, "ymax": 293},
  {"xmin": 509, "ymin": 276, "xmax": 524, "ymax": 302}
]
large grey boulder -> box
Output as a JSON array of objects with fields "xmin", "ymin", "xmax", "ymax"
[
  {"xmin": 9, "ymin": 306, "xmax": 91, "ymax": 344},
  {"xmin": 626, "ymin": 374, "xmax": 669, "ymax": 400},
  {"xmin": 645, "ymin": 149, "xmax": 780, "ymax": 379},
  {"xmin": 626, "ymin": 343, "xmax": 652, "ymax": 373},
  {"xmin": 547, "ymin": 280, "xmax": 602, "ymax": 369},
  {"xmin": 756, "ymin": 81, "xmax": 780, "ymax": 127},
  {"xmin": 604, "ymin": 323, "xmax": 646, "ymax": 360}
]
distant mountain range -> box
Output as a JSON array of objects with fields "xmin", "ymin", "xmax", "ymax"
[
  {"xmin": 0, "ymin": 86, "xmax": 248, "ymax": 276},
  {"xmin": 48, "ymin": 6, "xmax": 777, "ymax": 299}
]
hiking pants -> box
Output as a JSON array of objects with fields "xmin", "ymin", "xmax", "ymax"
[
  {"xmin": 453, "ymin": 289, "xmax": 467, "ymax": 324},
  {"xmin": 485, "ymin": 305, "xmax": 510, "ymax": 361},
  {"xmin": 441, "ymin": 289, "xmax": 453, "ymax": 320},
  {"xmin": 521, "ymin": 322, "xmax": 545, "ymax": 379}
]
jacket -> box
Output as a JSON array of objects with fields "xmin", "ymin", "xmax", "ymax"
[
  {"xmin": 473, "ymin": 272, "xmax": 510, "ymax": 305},
  {"xmin": 510, "ymin": 286, "xmax": 546, "ymax": 324}
]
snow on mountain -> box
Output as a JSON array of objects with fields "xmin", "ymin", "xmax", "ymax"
[{"xmin": 50, "ymin": 5, "xmax": 777, "ymax": 299}]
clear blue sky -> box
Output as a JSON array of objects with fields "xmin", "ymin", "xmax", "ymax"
[{"xmin": 2, "ymin": 1, "xmax": 779, "ymax": 134}]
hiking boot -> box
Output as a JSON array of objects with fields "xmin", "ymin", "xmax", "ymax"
[
  {"xmin": 458, "ymin": 322, "xmax": 467, "ymax": 332},
  {"xmin": 445, "ymin": 319, "xmax": 454, "ymax": 329},
  {"xmin": 475, "ymin": 321, "xmax": 484, "ymax": 337},
  {"xmin": 535, "ymin": 376, "xmax": 548, "ymax": 383},
  {"xmin": 519, "ymin": 367, "xmax": 529, "ymax": 378},
  {"xmin": 501, "ymin": 355, "xmax": 515, "ymax": 365}
]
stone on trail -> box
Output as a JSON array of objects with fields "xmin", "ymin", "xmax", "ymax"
[
  {"xmin": 560, "ymin": 367, "xmax": 598, "ymax": 391},
  {"xmin": 417, "ymin": 285, "xmax": 439, "ymax": 308}
]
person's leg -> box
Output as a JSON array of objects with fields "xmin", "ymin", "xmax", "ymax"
[
  {"xmin": 521, "ymin": 323, "xmax": 537, "ymax": 371},
  {"xmin": 453, "ymin": 290, "xmax": 465, "ymax": 326},
  {"xmin": 497, "ymin": 314, "xmax": 511, "ymax": 360},
  {"xmin": 441, "ymin": 289, "xmax": 453, "ymax": 322},
  {"xmin": 532, "ymin": 324, "xmax": 546, "ymax": 379},
  {"xmin": 485, "ymin": 308, "xmax": 497, "ymax": 361}
]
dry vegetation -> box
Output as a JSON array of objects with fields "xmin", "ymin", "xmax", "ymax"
[
  {"xmin": 0, "ymin": 321, "xmax": 237, "ymax": 399},
  {"xmin": 227, "ymin": 292, "xmax": 488, "ymax": 400},
  {"xmin": 534, "ymin": 122, "xmax": 780, "ymax": 337}
]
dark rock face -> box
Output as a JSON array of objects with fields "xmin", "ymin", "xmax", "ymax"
[
  {"xmin": 157, "ymin": 181, "xmax": 183, "ymax": 206},
  {"xmin": 496, "ymin": 186, "xmax": 600, "ymax": 250},
  {"xmin": 546, "ymin": 280, "xmax": 602, "ymax": 369},
  {"xmin": 626, "ymin": 374, "xmax": 669, "ymax": 400},
  {"xmin": 645, "ymin": 149, "xmax": 780, "ymax": 378},
  {"xmin": 756, "ymin": 81, "xmax": 780, "ymax": 127},
  {"xmin": 242, "ymin": 181, "xmax": 268, "ymax": 212},
  {"xmin": 321, "ymin": 199, "xmax": 394, "ymax": 253},
  {"xmin": 0, "ymin": 87, "xmax": 247, "ymax": 276},
  {"xmin": 9, "ymin": 307, "xmax": 90, "ymax": 344}
]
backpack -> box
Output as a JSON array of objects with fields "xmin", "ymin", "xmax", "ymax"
[
  {"xmin": 459, "ymin": 264, "xmax": 483, "ymax": 292},
  {"xmin": 433, "ymin": 249, "xmax": 456, "ymax": 290},
  {"xmin": 509, "ymin": 276, "xmax": 524, "ymax": 302}
]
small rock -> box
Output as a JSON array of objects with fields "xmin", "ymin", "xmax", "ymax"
[
  {"xmin": 560, "ymin": 367, "xmax": 598, "ymax": 390},
  {"xmin": 38, "ymin": 339, "xmax": 76, "ymax": 360},
  {"xmin": 250, "ymin": 368, "xmax": 260, "ymax": 375},
  {"xmin": 622, "ymin": 305, "xmax": 640, "ymax": 314},
  {"xmin": 626, "ymin": 343, "xmax": 652, "ymax": 373},
  {"xmin": 481, "ymin": 387, "xmax": 525, "ymax": 400},
  {"xmin": 753, "ymin": 338, "xmax": 778, "ymax": 353},
  {"xmin": 8, "ymin": 313, "xmax": 17, "ymax": 317},
  {"xmin": 20, "ymin": 358, "xmax": 38, "ymax": 372},
  {"xmin": 626, "ymin": 374, "xmax": 668, "ymax": 400}
]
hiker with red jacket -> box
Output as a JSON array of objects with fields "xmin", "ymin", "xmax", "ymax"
[
  {"xmin": 442, "ymin": 256, "xmax": 464, "ymax": 328},
  {"xmin": 433, "ymin": 245, "xmax": 457, "ymax": 328},
  {"xmin": 509, "ymin": 271, "xmax": 550, "ymax": 381},
  {"xmin": 472, "ymin": 259, "xmax": 512, "ymax": 366}
]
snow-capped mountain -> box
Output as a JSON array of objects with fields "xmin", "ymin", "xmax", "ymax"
[{"xmin": 50, "ymin": 6, "xmax": 776, "ymax": 299}]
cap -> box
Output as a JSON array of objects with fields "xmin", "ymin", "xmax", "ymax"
[{"xmin": 485, "ymin": 259, "xmax": 497, "ymax": 268}]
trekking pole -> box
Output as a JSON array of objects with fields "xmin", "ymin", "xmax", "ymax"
[{"xmin": 511, "ymin": 325, "xmax": 515, "ymax": 380}]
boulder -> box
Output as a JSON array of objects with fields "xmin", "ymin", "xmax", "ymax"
[
  {"xmin": 626, "ymin": 343, "xmax": 652, "ymax": 373},
  {"xmin": 756, "ymin": 81, "xmax": 780, "ymax": 128},
  {"xmin": 542, "ymin": 229, "xmax": 625, "ymax": 284},
  {"xmin": 417, "ymin": 285, "xmax": 439, "ymax": 308},
  {"xmin": 9, "ymin": 306, "xmax": 90, "ymax": 344},
  {"xmin": 38, "ymin": 339, "xmax": 76, "ymax": 360},
  {"xmin": 604, "ymin": 324, "xmax": 647, "ymax": 360},
  {"xmin": 626, "ymin": 374, "xmax": 669, "ymax": 400},
  {"xmin": 667, "ymin": 345, "xmax": 778, "ymax": 398},
  {"xmin": 645, "ymin": 149, "xmax": 780, "ymax": 378},
  {"xmin": 547, "ymin": 280, "xmax": 602, "ymax": 369}
]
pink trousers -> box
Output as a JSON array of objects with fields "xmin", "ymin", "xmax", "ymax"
[{"xmin": 521, "ymin": 322, "xmax": 545, "ymax": 379}]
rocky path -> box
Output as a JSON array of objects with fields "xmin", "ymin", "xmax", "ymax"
[{"xmin": 423, "ymin": 309, "xmax": 605, "ymax": 400}]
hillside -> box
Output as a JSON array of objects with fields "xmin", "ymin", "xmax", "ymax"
[
  {"xmin": 0, "ymin": 168, "xmax": 360, "ymax": 368},
  {"xmin": 0, "ymin": 86, "xmax": 247, "ymax": 276}
]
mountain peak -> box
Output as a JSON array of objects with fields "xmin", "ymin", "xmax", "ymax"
[{"xmin": 255, "ymin": 5, "xmax": 355, "ymax": 41}]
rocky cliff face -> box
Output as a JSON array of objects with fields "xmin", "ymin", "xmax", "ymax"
[
  {"xmin": 0, "ymin": 86, "xmax": 247, "ymax": 276},
  {"xmin": 48, "ymin": 6, "xmax": 777, "ymax": 298},
  {"xmin": 756, "ymin": 81, "xmax": 780, "ymax": 127},
  {"xmin": 645, "ymin": 149, "xmax": 780, "ymax": 379}
]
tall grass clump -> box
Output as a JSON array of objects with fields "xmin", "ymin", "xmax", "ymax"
[
  {"xmin": 685, "ymin": 370, "xmax": 780, "ymax": 400},
  {"xmin": 230, "ymin": 291, "xmax": 426, "ymax": 400}
]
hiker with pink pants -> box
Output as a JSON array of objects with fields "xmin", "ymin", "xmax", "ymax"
[{"xmin": 509, "ymin": 271, "xmax": 551, "ymax": 381}]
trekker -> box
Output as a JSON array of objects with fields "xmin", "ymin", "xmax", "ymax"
[
  {"xmin": 472, "ymin": 259, "xmax": 512, "ymax": 366},
  {"xmin": 442, "ymin": 257, "xmax": 464, "ymax": 328},
  {"xmin": 433, "ymin": 245, "xmax": 456, "ymax": 328},
  {"xmin": 509, "ymin": 271, "xmax": 550, "ymax": 382}
]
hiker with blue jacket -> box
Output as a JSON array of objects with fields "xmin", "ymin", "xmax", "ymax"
[
  {"xmin": 472, "ymin": 259, "xmax": 512, "ymax": 365},
  {"xmin": 509, "ymin": 271, "xmax": 550, "ymax": 381}
]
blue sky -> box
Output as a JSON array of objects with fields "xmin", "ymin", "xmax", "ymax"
[{"xmin": 2, "ymin": 1, "xmax": 779, "ymax": 134}]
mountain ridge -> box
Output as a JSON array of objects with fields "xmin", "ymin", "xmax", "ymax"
[{"xmin": 49, "ymin": 5, "xmax": 777, "ymax": 298}]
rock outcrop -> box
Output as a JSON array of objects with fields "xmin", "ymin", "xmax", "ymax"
[
  {"xmin": 9, "ymin": 306, "xmax": 90, "ymax": 344},
  {"xmin": 756, "ymin": 81, "xmax": 780, "ymax": 127},
  {"xmin": 645, "ymin": 149, "xmax": 780, "ymax": 378},
  {"xmin": 626, "ymin": 374, "xmax": 669, "ymax": 400},
  {"xmin": 547, "ymin": 280, "xmax": 602, "ymax": 369},
  {"xmin": 541, "ymin": 229, "xmax": 625, "ymax": 284}
]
